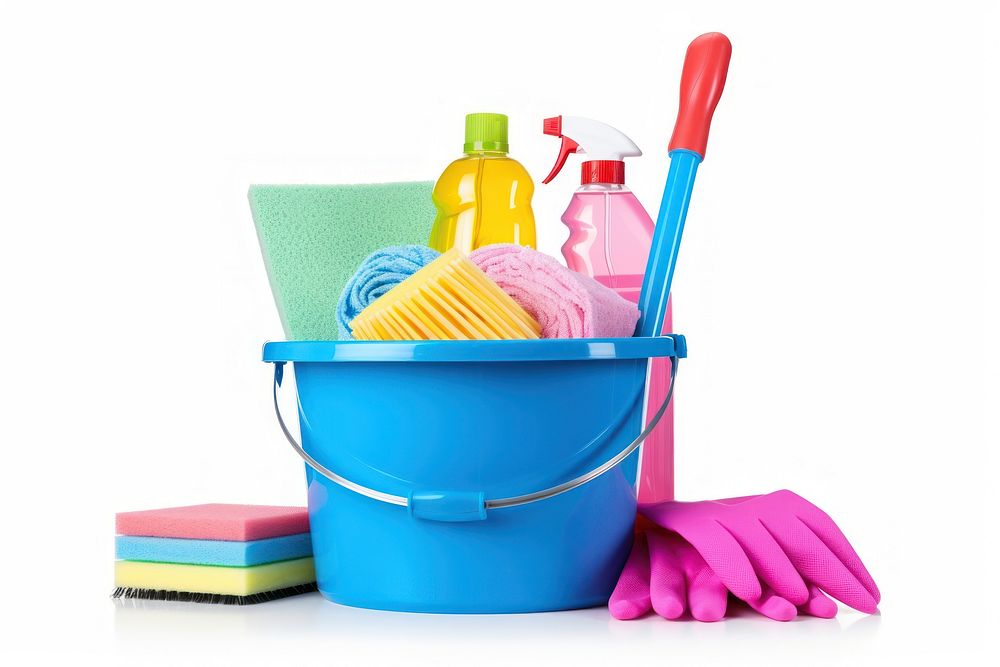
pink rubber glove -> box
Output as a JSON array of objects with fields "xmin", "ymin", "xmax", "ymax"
[
  {"xmin": 609, "ymin": 524, "xmax": 833, "ymax": 621},
  {"xmin": 639, "ymin": 490, "xmax": 880, "ymax": 616}
]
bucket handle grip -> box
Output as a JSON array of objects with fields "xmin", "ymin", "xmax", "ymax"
[{"xmin": 271, "ymin": 356, "xmax": 677, "ymax": 518}]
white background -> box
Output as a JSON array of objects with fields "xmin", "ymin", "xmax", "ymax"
[{"xmin": 1, "ymin": 0, "xmax": 996, "ymax": 664}]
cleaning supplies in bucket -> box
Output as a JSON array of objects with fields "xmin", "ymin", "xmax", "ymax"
[
  {"xmin": 259, "ymin": 30, "xmax": 716, "ymax": 616},
  {"xmin": 249, "ymin": 182, "xmax": 437, "ymax": 340},
  {"xmin": 338, "ymin": 244, "xmax": 640, "ymax": 339},
  {"xmin": 428, "ymin": 113, "xmax": 536, "ymax": 253},
  {"xmin": 349, "ymin": 248, "xmax": 542, "ymax": 340},
  {"xmin": 113, "ymin": 504, "xmax": 317, "ymax": 604}
]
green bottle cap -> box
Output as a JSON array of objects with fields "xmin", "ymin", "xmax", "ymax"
[{"xmin": 463, "ymin": 112, "xmax": 509, "ymax": 154}]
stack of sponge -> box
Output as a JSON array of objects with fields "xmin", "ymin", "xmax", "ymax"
[{"xmin": 113, "ymin": 504, "xmax": 316, "ymax": 605}]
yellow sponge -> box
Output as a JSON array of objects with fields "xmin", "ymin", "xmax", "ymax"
[{"xmin": 114, "ymin": 557, "xmax": 315, "ymax": 596}]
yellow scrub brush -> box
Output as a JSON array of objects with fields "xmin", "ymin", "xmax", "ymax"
[{"xmin": 350, "ymin": 248, "xmax": 541, "ymax": 340}]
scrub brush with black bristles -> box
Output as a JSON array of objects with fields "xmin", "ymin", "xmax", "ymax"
[{"xmin": 112, "ymin": 582, "xmax": 319, "ymax": 606}]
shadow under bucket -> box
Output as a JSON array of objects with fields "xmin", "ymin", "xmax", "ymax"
[{"xmin": 264, "ymin": 335, "xmax": 685, "ymax": 613}]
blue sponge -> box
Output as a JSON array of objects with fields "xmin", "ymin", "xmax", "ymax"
[{"xmin": 115, "ymin": 533, "xmax": 312, "ymax": 566}]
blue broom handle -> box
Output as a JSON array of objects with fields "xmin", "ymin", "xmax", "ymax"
[
  {"xmin": 635, "ymin": 32, "xmax": 732, "ymax": 338},
  {"xmin": 634, "ymin": 149, "xmax": 701, "ymax": 337}
]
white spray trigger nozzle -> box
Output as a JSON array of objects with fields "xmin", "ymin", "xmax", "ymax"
[{"xmin": 542, "ymin": 115, "xmax": 642, "ymax": 184}]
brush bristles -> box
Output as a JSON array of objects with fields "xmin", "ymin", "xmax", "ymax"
[{"xmin": 111, "ymin": 582, "xmax": 318, "ymax": 605}]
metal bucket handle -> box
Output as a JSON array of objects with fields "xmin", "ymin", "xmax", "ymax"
[{"xmin": 271, "ymin": 356, "xmax": 677, "ymax": 521}]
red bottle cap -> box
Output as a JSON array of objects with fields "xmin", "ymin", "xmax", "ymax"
[{"xmin": 581, "ymin": 160, "xmax": 624, "ymax": 185}]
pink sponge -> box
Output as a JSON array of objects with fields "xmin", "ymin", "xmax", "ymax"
[{"xmin": 116, "ymin": 504, "xmax": 309, "ymax": 541}]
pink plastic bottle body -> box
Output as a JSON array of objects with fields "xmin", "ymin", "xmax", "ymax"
[
  {"xmin": 639, "ymin": 318, "xmax": 673, "ymax": 503},
  {"xmin": 561, "ymin": 186, "xmax": 674, "ymax": 502}
]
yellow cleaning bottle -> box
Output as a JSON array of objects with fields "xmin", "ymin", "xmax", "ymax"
[{"xmin": 429, "ymin": 113, "xmax": 536, "ymax": 253}]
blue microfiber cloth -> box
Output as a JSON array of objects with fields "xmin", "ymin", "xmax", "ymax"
[
  {"xmin": 115, "ymin": 533, "xmax": 313, "ymax": 567},
  {"xmin": 336, "ymin": 245, "xmax": 440, "ymax": 339}
]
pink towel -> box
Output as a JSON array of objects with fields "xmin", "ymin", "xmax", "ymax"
[{"xmin": 469, "ymin": 244, "xmax": 640, "ymax": 339}]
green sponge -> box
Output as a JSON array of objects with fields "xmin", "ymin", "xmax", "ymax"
[{"xmin": 248, "ymin": 182, "xmax": 436, "ymax": 340}]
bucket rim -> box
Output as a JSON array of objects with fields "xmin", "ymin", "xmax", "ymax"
[{"xmin": 263, "ymin": 335, "xmax": 686, "ymax": 363}]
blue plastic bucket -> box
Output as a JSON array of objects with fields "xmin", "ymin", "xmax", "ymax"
[{"xmin": 263, "ymin": 335, "xmax": 685, "ymax": 613}]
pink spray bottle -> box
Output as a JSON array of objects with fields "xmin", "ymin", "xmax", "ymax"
[{"xmin": 543, "ymin": 115, "xmax": 674, "ymax": 502}]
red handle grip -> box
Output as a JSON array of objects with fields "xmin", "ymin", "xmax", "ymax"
[{"xmin": 668, "ymin": 32, "xmax": 732, "ymax": 158}]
